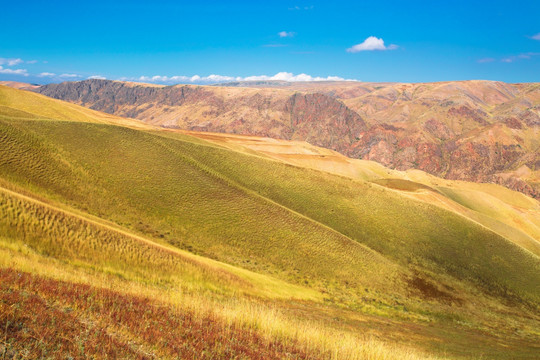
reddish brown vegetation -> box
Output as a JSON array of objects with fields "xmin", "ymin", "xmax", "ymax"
[
  {"xmin": 407, "ymin": 276, "xmax": 462, "ymax": 305},
  {"xmin": 0, "ymin": 269, "xmax": 315, "ymax": 359},
  {"xmin": 0, "ymin": 275, "xmax": 146, "ymax": 359}
]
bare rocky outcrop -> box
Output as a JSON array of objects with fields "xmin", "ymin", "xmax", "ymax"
[{"xmin": 37, "ymin": 79, "xmax": 367, "ymax": 156}]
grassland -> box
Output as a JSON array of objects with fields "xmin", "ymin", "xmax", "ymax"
[{"xmin": 1, "ymin": 85, "xmax": 539, "ymax": 359}]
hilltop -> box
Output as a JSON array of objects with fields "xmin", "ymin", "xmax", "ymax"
[
  {"xmin": 0, "ymin": 81, "xmax": 40, "ymax": 91},
  {"xmin": 34, "ymin": 79, "xmax": 540, "ymax": 198}
]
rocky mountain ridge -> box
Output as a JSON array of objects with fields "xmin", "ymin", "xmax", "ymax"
[{"xmin": 35, "ymin": 79, "xmax": 540, "ymax": 198}]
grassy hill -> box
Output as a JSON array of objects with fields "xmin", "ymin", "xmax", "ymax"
[{"xmin": 1, "ymin": 85, "xmax": 539, "ymax": 359}]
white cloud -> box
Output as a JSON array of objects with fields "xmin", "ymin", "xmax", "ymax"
[
  {"xmin": 203, "ymin": 74, "xmax": 236, "ymax": 82},
  {"xmin": 88, "ymin": 75, "xmax": 106, "ymax": 80},
  {"xmin": 132, "ymin": 72, "xmax": 357, "ymax": 84},
  {"xmin": 288, "ymin": 5, "xmax": 313, "ymax": 10},
  {"xmin": 38, "ymin": 72, "xmax": 56, "ymax": 77},
  {"xmin": 501, "ymin": 52, "xmax": 540, "ymax": 63},
  {"xmin": 0, "ymin": 58, "xmax": 24, "ymax": 66},
  {"xmin": 138, "ymin": 74, "xmax": 236, "ymax": 83},
  {"xmin": 59, "ymin": 73, "xmax": 81, "ymax": 78},
  {"xmin": 278, "ymin": 31, "xmax": 295, "ymax": 38},
  {"xmin": 477, "ymin": 58, "xmax": 495, "ymax": 63},
  {"xmin": 139, "ymin": 75, "xmax": 201, "ymax": 83},
  {"xmin": 0, "ymin": 66, "xmax": 28, "ymax": 76},
  {"xmin": 244, "ymin": 72, "xmax": 335, "ymax": 82},
  {"xmin": 346, "ymin": 36, "xmax": 398, "ymax": 53},
  {"xmin": 0, "ymin": 57, "xmax": 41, "ymax": 67},
  {"xmin": 531, "ymin": 33, "xmax": 540, "ymax": 40}
]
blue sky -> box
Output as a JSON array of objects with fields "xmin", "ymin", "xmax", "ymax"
[{"xmin": 1, "ymin": 0, "xmax": 539, "ymax": 84}]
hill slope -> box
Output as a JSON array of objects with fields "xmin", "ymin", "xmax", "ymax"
[
  {"xmin": 1, "ymin": 85, "xmax": 540, "ymax": 359},
  {"xmin": 35, "ymin": 79, "xmax": 540, "ymax": 198}
]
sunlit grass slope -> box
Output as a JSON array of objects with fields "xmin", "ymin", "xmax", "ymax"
[
  {"xmin": 0, "ymin": 184, "xmax": 439, "ymax": 360},
  {"xmin": 185, "ymin": 131, "xmax": 540, "ymax": 258},
  {"xmin": 1, "ymin": 85, "xmax": 539, "ymax": 359},
  {"xmin": 0, "ymin": 186, "xmax": 321, "ymax": 301},
  {"xmin": 0, "ymin": 118, "xmax": 401, "ymax": 297},
  {"xmin": 158, "ymin": 132, "xmax": 539, "ymax": 305},
  {"xmin": 5, "ymin": 114, "xmax": 540, "ymax": 305}
]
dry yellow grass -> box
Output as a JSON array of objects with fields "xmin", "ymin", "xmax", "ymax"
[{"xmin": 0, "ymin": 187, "xmax": 441, "ymax": 360}]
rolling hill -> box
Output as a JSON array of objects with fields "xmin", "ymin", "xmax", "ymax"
[
  {"xmin": 1, "ymin": 84, "xmax": 540, "ymax": 359},
  {"xmin": 34, "ymin": 79, "xmax": 540, "ymax": 199}
]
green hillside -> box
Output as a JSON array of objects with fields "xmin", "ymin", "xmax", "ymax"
[{"xmin": 1, "ymin": 85, "xmax": 539, "ymax": 359}]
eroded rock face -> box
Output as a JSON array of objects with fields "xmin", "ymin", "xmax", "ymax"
[
  {"xmin": 423, "ymin": 119, "xmax": 453, "ymax": 140},
  {"xmin": 37, "ymin": 80, "xmax": 367, "ymax": 154},
  {"xmin": 285, "ymin": 93, "xmax": 367, "ymax": 153},
  {"xmin": 35, "ymin": 79, "xmax": 540, "ymax": 198}
]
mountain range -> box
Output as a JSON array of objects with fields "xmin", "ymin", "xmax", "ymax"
[{"xmin": 32, "ymin": 79, "xmax": 540, "ymax": 198}]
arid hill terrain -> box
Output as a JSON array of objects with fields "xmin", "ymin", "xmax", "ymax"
[
  {"xmin": 35, "ymin": 79, "xmax": 540, "ymax": 198},
  {"xmin": 0, "ymin": 81, "xmax": 40, "ymax": 91}
]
